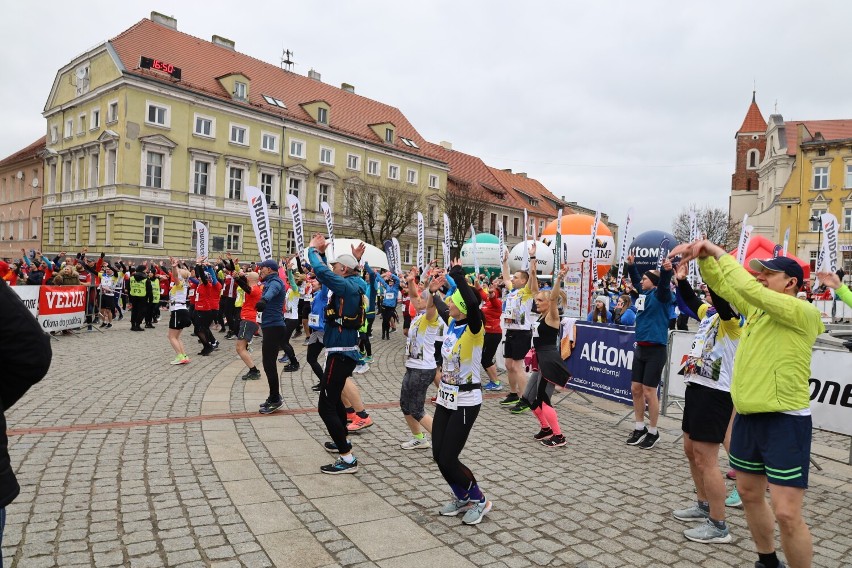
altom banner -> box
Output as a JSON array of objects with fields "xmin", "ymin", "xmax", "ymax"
[{"xmin": 564, "ymin": 322, "xmax": 635, "ymax": 405}]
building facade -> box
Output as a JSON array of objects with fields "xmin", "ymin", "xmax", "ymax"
[{"xmin": 0, "ymin": 137, "xmax": 46, "ymax": 258}]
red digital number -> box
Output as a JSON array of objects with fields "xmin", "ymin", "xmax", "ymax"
[{"xmin": 153, "ymin": 60, "xmax": 174, "ymax": 74}]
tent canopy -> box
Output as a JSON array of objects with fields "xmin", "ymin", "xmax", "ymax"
[{"xmin": 726, "ymin": 234, "xmax": 810, "ymax": 280}]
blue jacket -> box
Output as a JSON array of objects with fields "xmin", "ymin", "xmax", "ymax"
[
  {"xmin": 309, "ymin": 283, "xmax": 329, "ymax": 331},
  {"xmin": 627, "ymin": 263, "xmax": 672, "ymax": 344},
  {"xmin": 613, "ymin": 306, "xmax": 636, "ymax": 326},
  {"xmin": 379, "ymin": 273, "xmax": 401, "ymax": 307},
  {"xmin": 309, "ymin": 247, "xmax": 366, "ymax": 359},
  {"xmin": 259, "ymin": 272, "xmax": 285, "ymax": 328},
  {"xmin": 364, "ymin": 262, "xmax": 379, "ymax": 318}
]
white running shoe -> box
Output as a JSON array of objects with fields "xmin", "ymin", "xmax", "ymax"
[{"xmin": 401, "ymin": 437, "xmax": 431, "ymax": 450}]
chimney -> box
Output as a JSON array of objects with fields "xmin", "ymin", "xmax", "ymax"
[
  {"xmin": 502, "ymin": 168, "xmax": 512, "ymax": 173},
  {"xmin": 517, "ymin": 172, "xmax": 527, "ymax": 178},
  {"xmin": 439, "ymin": 141, "xmax": 453, "ymax": 150},
  {"xmin": 151, "ymin": 11, "xmax": 177, "ymax": 30},
  {"xmin": 308, "ymin": 69, "xmax": 321, "ymax": 81},
  {"xmin": 212, "ymin": 35, "xmax": 235, "ymax": 50},
  {"xmin": 341, "ymin": 83, "xmax": 355, "ymax": 93}
]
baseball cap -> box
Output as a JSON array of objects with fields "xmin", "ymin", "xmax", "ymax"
[
  {"xmin": 748, "ymin": 256, "xmax": 804, "ymax": 286},
  {"xmin": 332, "ymin": 253, "xmax": 359, "ymax": 270},
  {"xmin": 258, "ymin": 259, "xmax": 279, "ymax": 271}
]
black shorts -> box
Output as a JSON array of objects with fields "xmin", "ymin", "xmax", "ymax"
[
  {"xmin": 681, "ymin": 383, "xmax": 733, "ymax": 443},
  {"xmin": 298, "ymin": 299, "xmax": 311, "ymax": 319},
  {"xmin": 631, "ymin": 343, "xmax": 667, "ymax": 387},
  {"xmin": 100, "ymin": 295, "xmax": 115, "ymax": 310},
  {"xmin": 434, "ymin": 341, "xmax": 443, "ymax": 367},
  {"xmin": 482, "ymin": 332, "xmax": 502, "ymax": 367},
  {"xmin": 503, "ymin": 330, "xmax": 532, "ymax": 361},
  {"xmin": 169, "ymin": 309, "xmax": 192, "ymax": 330},
  {"xmin": 238, "ymin": 319, "xmax": 259, "ymax": 341},
  {"xmin": 403, "ymin": 311, "xmax": 412, "ymax": 330},
  {"xmin": 730, "ymin": 413, "xmax": 812, "ymax": 488}
]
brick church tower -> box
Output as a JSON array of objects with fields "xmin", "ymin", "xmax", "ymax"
[{"xmin": 731, "ymin": 92, "xmax": 767, "ymax": 193}]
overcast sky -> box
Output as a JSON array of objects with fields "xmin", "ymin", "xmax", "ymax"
[{"xmin": 2, "ymin": 1, "xmax": 850, "ymax": 241}]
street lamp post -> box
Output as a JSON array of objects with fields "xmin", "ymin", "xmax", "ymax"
[
  {"xmin": 269, "ymin": 201, "xmax": 280, "ymax": 259},
  {"xmin": 810, "ymin": 214, "xmax": 822, "ymax": 271}
]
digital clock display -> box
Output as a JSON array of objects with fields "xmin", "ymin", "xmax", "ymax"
[{"xmin": 140, "ymin": 56, "xmax": 182, "ymax": 80}]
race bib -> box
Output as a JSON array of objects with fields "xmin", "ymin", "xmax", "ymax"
[
  {"xmin": 635, "ymin": 295, "xmax": 646, "ymax": 312},
  {"xmin": 435, "ymin": 382, "xmax": 459, "ymax": 410},
  {"xmin": 532, "ymin": 321, "xmax": 540, "ymax": 338},
  {"xmin": 309, "ymin": 314, "xmax": 320, "ymax": 327},
  {"xmin": 503, "ymin": 308, "xmax": 516, "ymax": 322},
  {"xmin": 385, "ymin": 292, "xmax": 395, "ymax": 301}
]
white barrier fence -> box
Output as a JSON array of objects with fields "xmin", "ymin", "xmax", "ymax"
[{"xmin": 814, "ymin": 298, "xmax": 852, "ymax": 322}]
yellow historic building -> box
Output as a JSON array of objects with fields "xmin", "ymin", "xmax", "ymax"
[{"xmin": 42, "ymin": 12, "xmax": 448, "ymax": 261}]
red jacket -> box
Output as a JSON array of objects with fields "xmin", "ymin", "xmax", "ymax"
[
  {"xmin": 195, "ymin": 280, "xmax": 222, "ymax": 311},
  {"xmin": 479, "ymin": 287, "xmax": 503, "ymax": 334}
]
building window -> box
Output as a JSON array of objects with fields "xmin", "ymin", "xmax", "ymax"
[
  {"xmin": 288, "ymin": 177, "xmax": 301, "ymax": 200},
  {"xmin": 144, "ymin": 215, "xmax": 163, "ymax": 246},
  {"xmin": 106, "ymin": 149, "xmax": 117, "ymax": 185},
  {"xmin": 230, "ymin": 124, "xmax": 248, "ymax": 145},
  {"xmin": 233, "ymin": 81, "xmax": 247, "ymax": 100},
  {"xmin": 107, "ymin": 101, "xmax": 118, "ymax": 123},
  {"xmin": 388, "ymin": 164, "xmax": 400, "ymax": 180},
  {"xmin": 50, "ymin": 125, "xmax": 59, "ymax": 144},
  {"xmin": 539, "ymin": 219, "xmax": 545, "ymax": 235},
  {"xmin": 813, "ymin": 166, "xmax": 829, "ymax": 190},
  {"xmin": 319, "ymin": 146, "xmax": 334, "ymax": 165},
  {"xmin": 91, "ymin": 109, "xmax": 100, "ymax": 130},
  {"xmin": 63, "ymin": 216, "xmax": 70, "ymax": 244},
  {"xmin": 193, "ymin": 161, "xmax": 210, "ymax": 195},
  {"xmin": 810, "ymin": 209, "xmax": 826, "ymax": 231},
  {"xmin": 146, "ymin": 102, "xmax": 169, "ymax": 127},
  {"xmin": 227, "ymin": 224, "xmax": 242, "ymax": 251},
  {"xmin": 286, "ymin": 231, "xmax": 296, "ymax": 255},
  {"xmin": 261, "ymin": 132, "xmax": 278, "ymax": 152},
  {"xmin": 89, "ymin": 152, "xmax": 99, "ymax": 188},
  {"xmin": 48, "ymin": 218, "xmax": 55, "ymax": 245},
  {"xmin": 344, "ymin": 189, "xmax": 355, "ymax": 216},
  {"xmin": 513, "ymin": 217, "xmax": 519, "ymax": 237},
  {"xmin": 89, "ymin": 214, "xmax": 97, "ymax": 245},
  {"xmin": 317, "ymin": 107, "xmax": 328, "ymax": 125},
  {"xmin": 78, "ymin": 114, "xmax": 86, "ymax": 135},
  {"xmin": 479, "ymin": 211, "xmax": 486, "ymax": 232},
  {"xmin": 260, "ymin": 172, "xmax": 275, "ymax": 204},
  {"xmin": 64, "ymin": 119, "xmax": 73, "ymax": 138},
  {"xmin": 318, "ymin": 183, "xmax": 330, "ymax": 208},
  {"xmin": 347, "ymin": 154, "xmax": 360, "ymax": 171},
  {"xmin": 48, "ymin": 162, "xmax": 57, "ymax": 194},
  {"xmin": 62, "ymin": 159, "xmax": 71, "ymax": 192},
  {"xmin": 76, "ymin": 156, "xmax": 85, "ymax": 190},
  {"xmin": 846, "ymin": 164, "xmax": 852, "ymax": 188},
  {"xmin": 105, "ymin": 213, "xmax": 113, "ymax": 246},
  {"xmin": 426, "ymin": 245, "xmax": 434, "ymax": 263},
  {"xmin": 145, "ymin": 151, "xmax": 164, "ymax": 188},
  {"xmin": 406, "ymin": 169, "xmax": 417, "ymax": 184},
  {"xmin": 428, "ymin": 174, "xmax": 439, "ymax": 189},
  {"xmin": 385, "ymin": 128, "xmax": 394, "ymax": 143},
  {"xmin": 228, "ymin": 167, "xmax": 244, "ymax": 200},
  {"xmin": 403, "ymin": 244, "xmax": 412, "ymax": 264},
  {"xmin": 490, "ymin": 213, "xmax": 497, "ymax": 234},
  {"xmin": 844, "ymin": 207, "xmax": 852, "ymax": 232},
  {"xmin": 747, "ymin": 149, "xmax": 759, "ymax": 169},
  {"xmin": 194, "ymin": 115, "xmax": 214, "ymax": 137},
  {"xmin": 289, "ymin": 138, "xmax": 305, "ymax": 159},
  {"xmin": 367, "ymin": 159, "xmax": 380, "ymax": 177},
  {"xmin": 427, "ymin": 204, "xmax": 436, "ymax": 227},
  {"xmin": 75, "ymin": 215, "xmax": 82, "ymax": 245}
]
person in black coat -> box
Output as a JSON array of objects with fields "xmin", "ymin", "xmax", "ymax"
[{"xmin": 0, "ymin": 280, "xmax": 52, "ymax": 548}]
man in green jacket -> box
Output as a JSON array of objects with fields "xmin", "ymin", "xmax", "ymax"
[{"xmin": 671, "ymin": 240, "xmax": 822, "ymax": 568}]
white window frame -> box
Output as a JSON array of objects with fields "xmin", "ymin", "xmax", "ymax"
[
  {"xmin": 145, "ymin": 101, "xmax": 170, "ymax": 128},
  {"xmin": 107, "ymin": 101, "xmax": 119, "ymax": 123},
  {"xmin": 317, "ymin": 107, "xmax": 328, "ymax": 125},
  {"xmin": 346, "ymin": 153, "xmax": 361, "ymax": 171},
  {"xmin": 403, "ymin": 244, "xmax": 412, "ymax": 264},
  {"xmin": 64, "ymin": 119, "xmax": 73, "ymax": 139},
  {"xmin": 105, "ymin": 213, "xmax": 113, "ymax": 246},
  {"xmin": 50, "ymin": 125, "xmax": 59, "ymax": 144},
  {"xmin": 77, "ymin": 113, "xmax": 86, "ymax": 135},
  {"xmin": 426, "ymin": 245, "xmax": 434, "ymax": 263},
  {"xmin": 88, "ymin": 214, "xmax": 97, "ymax": 245},
  {"xmin": 89, "ymin": 151, "xmax": 99, "ymax": 188},
  {"xmin": 259, "ymin": 170, "xmax": 278, "ymax": 205},
  {"xmin": 428, "ymin": 174, "xmax": 439, "ymax": 189},
  {"xmin": 194, "ymin": 114, "xmax": 215, "ymax": 138},
  {"xmin": 105, "ymin": 148, "xmax": 117, "ymax": 185},
  {"xmin": 261, "ymin": 131, "xmax": 279, "ymax": 153},
  {"xmin": 844, "ymin": 207, "xmax": 852, "ymax": 232},
  {"xmin": 317, "ymin": 182, "xmax": 332, "ymax": 210},
  {"xmin": 406, "ymin": 168, "xmax": 417, "ymax": 185},
  {"xmin": 385, "ymin": 128, "xmax": 394, "ymax": 143},
  {"xmin": 810, "ymin": 208, "xmax": 827, "ymax": 231},
  {"xmin": 288, "ymin": 177, "xmax": 302, "ymax": 201},
  {"xmin": 845, "ymin": 164, "xmax": 852, "ymax": 189},
  {"xmin": 367, "ymin": 159, "xmax": 380, "ymax": 177},
  {"xmin": 319, "ymin": 146, "xmax": 334, "ymax": 166},
  {"xmin": 344, "ymin": 189, "xmax": 355, "ymax": 216},
  {"xmin": 388, "ymin": 163, "xmax": 400, "ymax": 181},
  {"xmin": 48, "ymin": 217, "xmax": 55, "ymax": 245},
  {"xmin": 62, "ymin": 158, "xmax": 72, "ymax": 192},
  {"xmin": 145, "ymin": 151, "xmax": 165, "ymax": 188},
  {"xmin": 63, "ymin": 216, "xmax": 70, "ymax": 245},
  {"xmin": 233, "ymin": 81, "xmax": 247, "ymax": 100},
  {"xmin": 427, "ymin": 204, "xmax": 436, "ymax": 227},
  {"xmin": 90, "ymin": 108, "xmax": 100, "ymax": 130},
  {"xmin": 192, "ymin": 160, "xmax": 211, "ymax": 196},
  {"xmin": 143, "ymin": 215, "xmax": 164, "ymax": 247},
  {"xmin": 813, "ymin": 165, "xmax": 829, "ymax": 190},
  {"xmin": 229, "ymin": 123, "xmax": 249, "ymax": 146},
  {"xmin": 76, "ymin": 156, "xmax": 85, "ymax": 190},
  {"xmin": 75, "ymin": 215, "xmax": 82, "ymax": 245},
  {"xmin": 226, "ymin": 224, "xmax": 242, "ymax": 252},
  {"xmin": 188, "ymin": 150, "xmax": 218, "ymax": 197},
  {"xmin": 228, "ymin": 165, "xmax": 245, "ymax": 200},
  {"xmin": 289, "ymin": 138, "xmax": 306, "ymax": 159},
  {"xmin": 139, "ymin": 139, "xmax": 172, "ymax": 190}
]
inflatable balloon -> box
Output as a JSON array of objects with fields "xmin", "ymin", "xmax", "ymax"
[
  {"xmin": 508, "ymin": 240, "xmax": 555, "ymax": 276},
  {"xmin": 460, "ymin": 233, "xmax": 502, "ymax": 279},
  {"xmin": 627, "ymin": 230, "xmax": 678, "ymax": 275},
  {"xmin": 541, "ymin": 214, "xmax": 614, "ymax": 278}
]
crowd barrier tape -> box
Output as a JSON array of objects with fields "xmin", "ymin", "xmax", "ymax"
[{"xmin": 11, "ymin": 285, "xmax": 88, "ymax": 331}]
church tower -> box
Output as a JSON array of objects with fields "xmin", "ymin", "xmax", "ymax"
[{"xmin": 731, "ymin": 92, "xmax": 767, "ymax": 193}]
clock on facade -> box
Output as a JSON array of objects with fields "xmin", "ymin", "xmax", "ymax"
[{"xmin": 139, "ymin": 56, "xmax": 182, "ymax": 80}]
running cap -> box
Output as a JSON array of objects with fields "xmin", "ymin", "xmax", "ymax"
[
  {"xmin": 449, "ymin": 290, "xmax": 468, "ymax": 315},
  {"xmin": 258, "ymin": 259, "xmax": 279, "ymax": 271},
  {"xmin": 748, "ymin": 256, "xmax": 804, "ymax": 286},
  {"xmin": 331, "ymin": 254, "xmax": 359, "ymax": 270}
]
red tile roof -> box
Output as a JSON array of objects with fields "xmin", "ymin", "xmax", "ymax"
[
  {"xmin": 486, "ymin": 167, "xmax": 562, "ymax": 219},
  {"xmin": 109, "ymin": 19, "xmax": 442, "ymax": 161},
  {"xmin": 783, "ymin": 120, "xmax": 852, "ymax": 155},
  {"xmin": 0, "ymin": 136, "xmax": 46, "ymax": 168},
  {"xmin": 737, "ymin": 94, "xmax": 767, "ymax": 134}
]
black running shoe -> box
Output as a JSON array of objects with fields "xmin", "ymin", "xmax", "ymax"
[
  {"xmin": 259, "ymin": 397, "xmax": 283, "ymax": 414},
  {"xmin": 311, "ymin": 383, "xmax": 322, "ymax": 392},
  {"xmin": 241, "ymin": 369, "xmax": 261, "ymax": 381},
  {"xmin": 282, "ymin": 363, "xmax": 300, "ymax": 372},
  {"xmin": 541, "ymin": 434, "xmax": 567, "ymax": 448},
  {"xmin": 638, "ymin": 431, "xmax": 660, "ymax": 449},
  {"xmin": 199, "ymin": 346, "xmax": 214, "ymax": 356},
  {"xmin": 499, "ymin": 393, "xmax": 520, "ymax": 406},
  {"xmin": 533, "ymin": 428, "xmax": 553, "ymax": 441},
  {"xmin": 626, "ymin": 427, "xmax": 648, "ymax": 446}
]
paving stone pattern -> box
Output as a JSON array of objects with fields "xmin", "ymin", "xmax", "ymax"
[{"xmin": 3, "ymin": 316, "xmax": 851, "ymax": 567}]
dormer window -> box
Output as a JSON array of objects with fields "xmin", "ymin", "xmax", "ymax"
[
  {"xmin": 234, "ymin": 81, "xmax": 247, "ymax": 101},
  {"xmin": 385, "ymin": 128, "xmax": 394, "ymax": 143},
  {"xmin": 317, "ymin": 107, "xmax": 328, "ymax": 125}
]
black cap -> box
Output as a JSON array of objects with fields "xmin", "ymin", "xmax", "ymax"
[{"xmin": 748, "ymin": 257, "xmax": 804, "ymax": 287}]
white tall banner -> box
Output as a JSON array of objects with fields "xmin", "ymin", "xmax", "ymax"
[
  {"xmin": 320, "ymin": 202, "xmax": 335, "ymax": 259},
  {"xmin": 819, "ymin": 213, "xmax": 839, "ymax": 273},
  {"xmin": 616, "ymin": 207, "xmax": 633, "ymax": 284},
  {"xmin": 245, "ymin": 186, "xmax": 273, "ymax": 261},
  {"xmin": 417, "ymin": 212, "xmax": 425, "ymax": 273},
  {"xmin": 783, "ymin": 227, "xmax": 790, "ymax": 257},
  {"xmin": 522, "ymin": 209, "xmax": 530, "ymax": 271},
  {"xmin": 498, "ymin": 221, "xmax": 506, "ymax": 264},
  {"xmin": 589, "ymin": 209, "xmax": 601, "ymax": 281},
  {"xmin": 392, "ymin": 237, "xmax": 402, "ymax": 274},
  {"xmin": 470, "ymin": 224, "xmax": 480, "ymax": 276},
  {"xmin": 194, "ymin": 220, "xmax": 209, "ymax": 259},
  {"xmin": 443, "ymin": 213, "xmax": 452, "ymax": 269},
  {"xmin": 688, "ymin": 210, "xmax": 698, "ymax": 285},
  {"xmin": 554, "ymin": 208, "xmax": 563, "ymax": 273},
  {"xmin": 736, "ymin": 223, "xmax": 753, "ymax": 265},
  {"xmin": 286, "ymin": 194, "xmax": 306, "ymax": 260}
]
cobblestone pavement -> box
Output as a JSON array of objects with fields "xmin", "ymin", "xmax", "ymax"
[{"xmin": 3, "ymin": 316, "xmax": 851, "ymax": 567}]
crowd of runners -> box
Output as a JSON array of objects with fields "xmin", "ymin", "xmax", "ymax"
[{"xmin": 3, "ymin": 234, "xmax": 852, "ymax": 568}]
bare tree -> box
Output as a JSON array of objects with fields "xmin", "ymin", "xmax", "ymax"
[
  {"xmin": 672, "ymin": 204, "xmax": 741, "ymax": 249},
  {"xmin": 342, "ymin": 179, "xmax": 420, "ymax": 246},
  {"xmin": 441, "ymin": 178, "xmax": 491, "ymax": 257}
]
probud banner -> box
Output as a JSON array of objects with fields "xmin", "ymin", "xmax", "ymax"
[
  {"xmin": 616, "ymin": 207, "xmax": 633, "ymax": 284},
  {"xmin": 194, "ymin": 220, "xmax": 209, "ymax": 259},
  {"xmin": 498, "ymin": 221, "xmax": 506, "ymax": 265},
  {"xmin": 245, "ymin": 186, "xmax": 273, "ymax": 261},
  {"xmin": 819, "ymin": 213, "xmax": 839, "ymax": 273},
  {"xmin": 443, "ymin": 213, "xmax": 452, "ymax": 269},
  {"xmin": 286, "ymin": 194, "xmax": 306, "ymax": 260},
  {"xmin": 392, "ymin": 238, "xmax": 402, "ymax": 275},
  {"xmin": 320, "ymin": 202, "xmax": 336, "ymax": 259},
  {"xmin": 417, "ymin": 212, "xmax": 425, "ymax": 273}
]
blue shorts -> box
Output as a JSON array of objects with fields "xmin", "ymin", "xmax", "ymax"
[{"xmin": 729, "ymin": 413, "xmax": 812, "ymax": 488}]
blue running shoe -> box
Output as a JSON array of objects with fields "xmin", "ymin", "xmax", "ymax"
[{"xmin": 484, "ymin": 381, "xmax": 503, "ymax": 391}]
